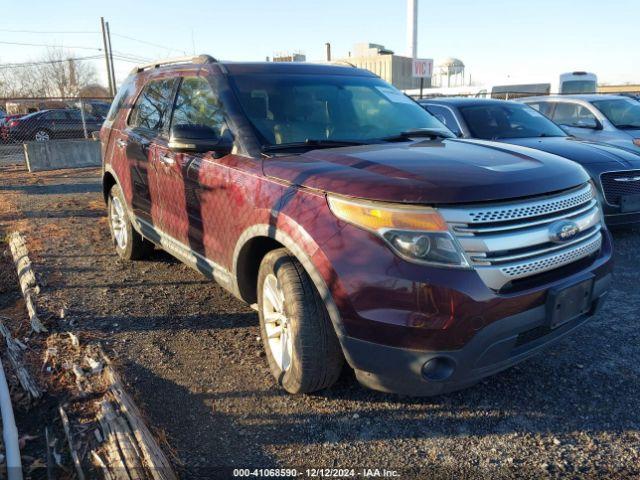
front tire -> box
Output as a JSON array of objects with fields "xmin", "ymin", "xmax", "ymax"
[
  {"xmin": 107, "ymin": 184, "xmax": 154, "ymax": 260},
  {"xmin": 257, "ymin": 248, "xmax": 344, "ymax": 394},
  {"xmin": 33, "ymin": 129, "xmax": 51, "ymax": 142}
]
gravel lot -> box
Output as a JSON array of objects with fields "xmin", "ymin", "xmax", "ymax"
[{"xmin": 1, "ymin": 164, "xmax": 638, "ymax": 479}]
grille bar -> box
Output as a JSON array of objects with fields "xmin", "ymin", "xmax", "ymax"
[
  {"xmin": 440, "ymin": 183, "xmax": 602, "ymax": 290},
  {"xmin": 440, "ymin": 183, "xmax": 594, "ymax": 225},
  {"xmin": 600, "ymin": 170, "xmax": 640, "ymax": 206},
  {"xmin": 454, "ymin": 200, "xmax": 598, "ymax": 235}
]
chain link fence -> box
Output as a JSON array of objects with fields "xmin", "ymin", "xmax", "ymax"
[{"xmin": 0, "ymin": 96, "xmax": 112, "ymax": 165}]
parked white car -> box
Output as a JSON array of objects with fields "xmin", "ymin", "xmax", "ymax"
[{"xmin": 521, "ymin": 95, "xmax": 640, "ymax": 152}]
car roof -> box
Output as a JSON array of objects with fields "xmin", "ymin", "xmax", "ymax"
[
  {"xmin": 419, "ymin": 97, "xmax": 521, "ymax": 108},
  {"xmin": 148, "ymin": 60, "xmax": 378, "ymax": 78},
  {"xmin": 521, "ymin": 94, "xmax": 626, "ymax": 103},
  {"xmin": 223, "ymin": 61, "xmax": 378, "ymax": 77}
]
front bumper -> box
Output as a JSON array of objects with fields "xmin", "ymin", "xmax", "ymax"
[
  {"xmin": 604, "ymin": 210, "xmax": 640, "ymax": 227},
  {"xmin": 342, "ymin": 273, "xmax": 611, "ymax": 396}
]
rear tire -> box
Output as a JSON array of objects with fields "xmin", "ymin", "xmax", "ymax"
[
  {"xmin": 107, "ymin": 184, "xmax": 154, "ymax": 260},
  {"xmin": 257, "ymin": 248, "xmax": 344, "ymax": 394}
]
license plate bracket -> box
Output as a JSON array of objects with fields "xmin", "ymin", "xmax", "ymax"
[
  {"xmin": 547, "ymin": 278, "xmax": 594, "ymax": 329},
  {"xmin": 620, "ymin": 193, "xmax": 640, "ymax": 213}
]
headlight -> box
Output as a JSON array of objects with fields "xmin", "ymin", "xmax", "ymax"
[{"xmin": 327, "ymin": 195, "xmax": 469, "ymax": 267}]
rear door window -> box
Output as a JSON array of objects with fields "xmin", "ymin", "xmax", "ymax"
[
  {"xmin": 129, "ymin": 79, "xmax": 177, "ymax": 133},
  {"xmin": 45, "ymin": 110, "xmax": 68, "ymax": 121}
]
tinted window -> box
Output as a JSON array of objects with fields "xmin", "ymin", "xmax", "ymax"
[
  {"xmin": 171, "ymin": 77, "xmax": 226, "ymax": 135},
  {"xmin": 129, "ymin": 79, "xmax": 177, "ymax": 132},
  {"xmin": 45, "ymin": 110, "xmax": 68, "ymax": 120},
  {"xmin": 424, "ymin": 105, "xmax": 461, "ymax": 136},
  {"xmin": 229, "ymin": 74, "xmax": 450, "ymax": 145},
  {"xmin": 459, "ymin": 103, "xmax": 566, "ymax": 140},
  {"xmin": 67, "ymin": 110, "xmax": 98, "ymax": 122},
  {"xmin": 552, "ymin": 103, "xmax": 598, "ymax": 128},
  {"xmin": 591, "ymin": 98, "xmax": 640, "ymax": 129}
]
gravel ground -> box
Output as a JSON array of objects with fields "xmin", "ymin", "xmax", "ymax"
[{"xmin": 0, "ymin": 164, "xmax": 638, "ymax": 479}]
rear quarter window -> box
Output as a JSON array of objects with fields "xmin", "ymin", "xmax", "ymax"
[
  {"xmin": 526, "ymin": 102, "xmax": 554, "ymax": 117},
  {"xmin": 105, "ymin": 76, "xmax": 136, "ymax": 123}
]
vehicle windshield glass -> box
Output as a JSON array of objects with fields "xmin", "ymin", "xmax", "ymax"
[
  {"xmin": 459, "ymin": 103, "xmax": 566, "ymax": 140},
  {"xmin": 591, "ymin": 98, "xmax": 640, "ymax": 129},
  {"xmin": 561, "ymin": 80, "xmax": 597, "ymax": 94},
  {"xmin": 228, "ymin": 73, "xmax": 450, "ymax": 146}
]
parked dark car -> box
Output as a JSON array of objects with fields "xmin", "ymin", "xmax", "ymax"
[
  {"xmin": 421, "ymin": 98, "xmax": 640, "ymax": 226},
  {"xmin": 100, "ymin": 57, "xmax": 611, "ymax": 396},
  {"xmin": 85, "ymin": 100, "xmax": 112, "ymax": 121},
  {"xmin": 1, "ymin": 108, "xmax": 103, "ymax": 143}
]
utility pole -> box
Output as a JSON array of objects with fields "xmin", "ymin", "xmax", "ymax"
[
  {"xmin": 105, "ymin": 21, "xmax": 116, "ymax": 94},
  {"xmin": 100, "ymin": 17, "xmax": 114, "ymax": 97}
]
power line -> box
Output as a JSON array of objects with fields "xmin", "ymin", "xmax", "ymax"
[
  {"xmin": 0, "ymin": 55, "xmax": 103, "ymax": 70},
  {"xmin": 0, "ymin": 40, "xmax": 102, "ymax": 51},
  {"xmin": 111, "ymin": 54, "xmax": 148, "ymax": 65},
  {"xmin": 111, "ymin": 32, "xmax": 187, "ymax": 55},
  {"xmin": 0, "ymin": 28, "xmax": 98, "ymax": 34}
]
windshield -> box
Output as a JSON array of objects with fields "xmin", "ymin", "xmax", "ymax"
[
  {"xmin": 228, "ymin": 74, "xmax": 450, "ymax": 146},
  {"xmin": 591, "ymin": 98, "xmax": 640, "ymax": 129},
  {"xmin": 561, "ymin": 80, "xmax": 597, "ymax": 94},
  {"xmin": 459, "ymin": 103, "xmax": 566, "ymax": 140}
]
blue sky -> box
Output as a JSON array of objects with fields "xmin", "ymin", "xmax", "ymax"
[{"xmin": 1, "ymin": 0, "xmax": 638, "ymax": 88}]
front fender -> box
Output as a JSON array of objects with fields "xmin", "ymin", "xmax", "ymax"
[{"xmin": 232, "ymin": 221, "xmax": 347, "ymax": 339}]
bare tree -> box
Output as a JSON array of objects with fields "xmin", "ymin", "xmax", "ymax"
[{"xmin": 0, "ymin": 48, "xmax": 99, "ymax": 98}]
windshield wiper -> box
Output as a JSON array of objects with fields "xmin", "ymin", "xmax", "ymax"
[
  {"xmin": 380, "ymin": 128, "xmax": 455, "ymax": 142},
  {"xmin": 615, "ymin": 124, "xmax": 640, "ymax": 130},
  {"xmin": 262, "ymin": 139, "xmax": 366, "ymax": 153}
]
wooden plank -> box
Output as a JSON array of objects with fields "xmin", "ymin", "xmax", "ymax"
[
  {"xmin": 8, "ymin": 232, "xmax": 47, "ymax": 333},
  {"xmin": 103, "ymin": 367, "xmax": 177, "ymax": 480},
  {"xmin": 0, "ymin": 321, "xmax": 41, "ymax": 399},
  {"xmin": 59, "ymin": 405, "xmax": 86, "ymax": 480}
]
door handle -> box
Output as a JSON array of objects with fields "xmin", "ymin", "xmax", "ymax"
[
  {"xmin": 116, "ymin": 138, "xmax": 128, "ymax": 148},
  {"xmin": 159, "ymin": 155, "xmax": 176, "ymax": 166}
]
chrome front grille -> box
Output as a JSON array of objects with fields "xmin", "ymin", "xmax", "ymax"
[
  {"xmin": 440, "ymin": 183, "xmax": 603, "ymax": 290},
  {"xmin": 600, "ymin": 170, "xmax": 640, "ymax": 206}
]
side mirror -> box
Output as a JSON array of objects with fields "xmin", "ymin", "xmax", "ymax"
[
  {"xmin": 168, "ymin": 124, "xmax": 232, "ymax": 155},
  {"xmin": 579, "ymin": 117, "xmax": 603, "ymax": 130}
]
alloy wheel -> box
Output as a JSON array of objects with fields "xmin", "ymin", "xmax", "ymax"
[
  {"xmin": 110, "ymin": 195, "xmax": 128, "ymax": 250},
  {"xmin": 34, "ymin": 130, "xmax": 50, "ymax": 142},
  {"xmin": 262, "ymin": 273, "xmax": 292, "ymax": 371}
]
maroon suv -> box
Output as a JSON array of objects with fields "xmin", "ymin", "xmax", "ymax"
[{"xmin": 100, "ymin": 56, "xmax": 612, "ymax": 395}]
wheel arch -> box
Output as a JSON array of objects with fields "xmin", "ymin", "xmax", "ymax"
[
  {"xmin": 102, "ymin": 170, "xmax": 117, "ymax": 204},
  {"xmin": 232, "ymin": 224, "xmax": 347, "ymax": 339}
]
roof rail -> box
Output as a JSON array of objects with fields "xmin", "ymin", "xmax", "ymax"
[
  {"xmin": 330, "ymin": 60, "xmax": 357, "ymax": 68},
  {"xmin": 131, "ymin": 54, "xmax": 217, "ymax": 74}
]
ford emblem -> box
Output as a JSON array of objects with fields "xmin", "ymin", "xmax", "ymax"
[{"xmin": 549, "ymin": 220, "xmax": 580, "ymax": 243}]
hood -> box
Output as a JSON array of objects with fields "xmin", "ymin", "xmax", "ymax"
[
  {"xmin": 619, "ymin": 128, "xmax": 640, "ymax": 138},
  {"xmin": 503, "ymin": 136, "xmax": 640, "ymax": 168},
  {"xmin": 262, "ymin": 139, "xmax": 590, "ymax": 204}
]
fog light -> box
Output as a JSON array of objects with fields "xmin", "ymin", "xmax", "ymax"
[{"xmin": 421, "ymin": 357, "xmax": 456, "ymax": 381}]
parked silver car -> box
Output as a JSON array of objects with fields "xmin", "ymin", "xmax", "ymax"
[{"xmin": 521, "ymin": 95, "xmax": 640, "ymax": 152}]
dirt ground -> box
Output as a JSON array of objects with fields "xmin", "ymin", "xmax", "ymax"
[{"xmin": 0, "ymin": 163, "xmax": 639, "ymax": 479}]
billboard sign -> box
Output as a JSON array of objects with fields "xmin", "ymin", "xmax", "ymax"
[{"xmin": 412, "ymin": 58, "xmax": 434, "ymax": 78}]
